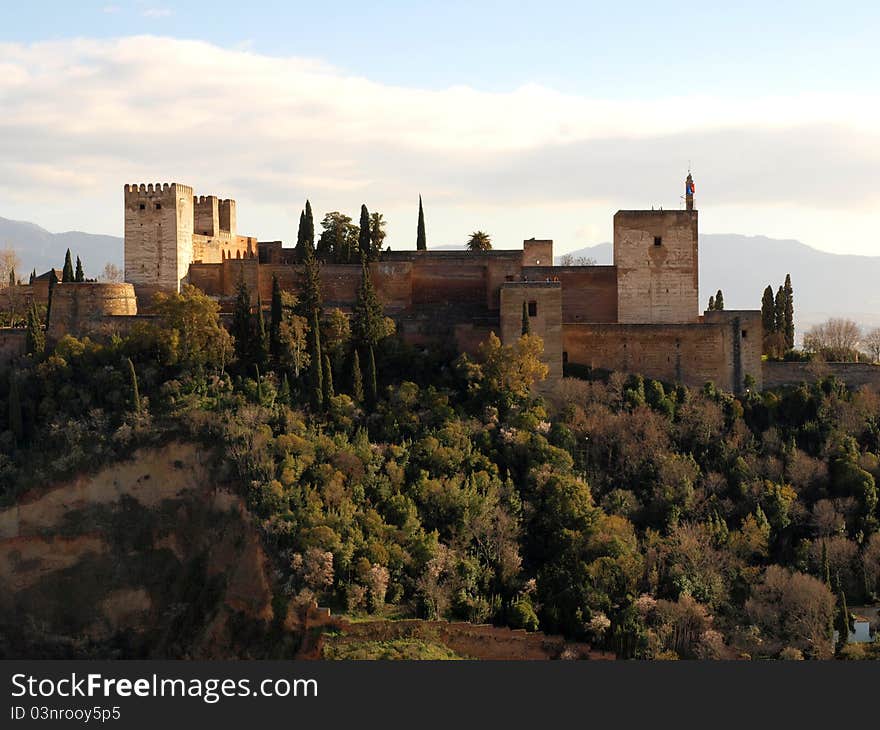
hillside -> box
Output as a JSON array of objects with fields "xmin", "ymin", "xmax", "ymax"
[
  {"xmin": 0, "ymin": 216, "xmax": 122, "ymax": 279},
  {"xmin": 558, "ymin": 234, "xmax": 880, "ymax": 336}
]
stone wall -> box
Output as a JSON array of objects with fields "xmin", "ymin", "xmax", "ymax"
[
  {"xmin": 763, "ymin": 361, "xmax": 880, "ymax": 390},
  {"xmin": 525, "ymin": 265, "xmax": 618, "ymax": 323},
  {"xmin": 614, "ymin": 210, "xmax": 699, "ymax": 324},
  {"xmin": 47, "ymin": 282, "xmax": 138, "ymax": 341},
  {"xmin": 564, "ymin": 322, "xmax": 738, "ymax": 390},
  {"xmin": 500, "ymin": 282, "xmax": 563, "ymax": 381}
]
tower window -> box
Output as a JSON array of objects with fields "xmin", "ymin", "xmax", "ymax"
[
  {"xmin": 155, "ymin": 203, "xmax": 162, "ymax": 210},
  {"xmin": 653, "ymin": 236, "xmax": 662, "ymax": 246},
  {"xmin": 742, "ymin": 329, "xmax": 748, "ymax": 339},
  {"xmin": 528, "ymin": 301, "xmax": 537, "ymax": 317},
  {"xmin": 139, "ymin": 204, "xmax": 145, "ymax": 210}
]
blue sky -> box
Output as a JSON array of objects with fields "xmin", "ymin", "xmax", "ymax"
[{"xmin": 0, "ymin": 2, "xmax": 878, "ymax": 256}]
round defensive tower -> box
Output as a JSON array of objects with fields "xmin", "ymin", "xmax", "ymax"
[{"xmin": 47, "ymin": 282, "xmax": 138, "ymax": 341}]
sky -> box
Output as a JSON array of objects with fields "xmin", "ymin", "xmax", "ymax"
[{"xmin": 0, "ymin": 1, "xmax": 878, "ymax": 255}]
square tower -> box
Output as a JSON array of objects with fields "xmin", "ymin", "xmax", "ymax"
[
  {"xmin": 124, "ymin": 183, "xmax": 194, "ymax": 299},
  {"xmin": 613, "ymin": 209, "xmax": 699, "ymax": 324}
]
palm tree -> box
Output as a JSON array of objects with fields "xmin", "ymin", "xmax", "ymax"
[{"xmin": 466, "ymin": 230, "xmax": 492, "ymax": 251}]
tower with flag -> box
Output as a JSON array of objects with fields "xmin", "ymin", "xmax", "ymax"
[{"xmin": 685, "ymin": 171, "xmax": 695, "ymax": 211}]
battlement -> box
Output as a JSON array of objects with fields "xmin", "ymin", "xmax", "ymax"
[{"xmin": 124, "ymin": 182, "xmax": 193, "ymax": 197}]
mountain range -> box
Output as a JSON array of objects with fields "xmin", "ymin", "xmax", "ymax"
[{"xmin": 3, "ymin": 216, "xmax": 877, "ymax": 340}]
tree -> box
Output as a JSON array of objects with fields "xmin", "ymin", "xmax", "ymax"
[
  {"xmin": 62, "ymin": 249, "xmax": 74, "ymax": 283},
  {"xmin": 714, "ymin": 289, "xmax": 724, "ymax": 310},
  {"xmin": 521, "ymin": 300, "xmax": 531, "ymax": 335},
  {"xmin": 366, "ymin": 344, "xmax": 378, "ymax": 406},
  {"xmin": 270, "ymin": 274, "xmax": 283, "ymax": 361},
  {"xmin": 25, "ymin": 300, "xmax": 44, "ymax": 356},
  {"xmin": 44, "ymin": 269, "xmax": 58, "ymax": 328},
  {"xmin": 231, "ymin": 274, "xmax": 255, "ymax": 365},
  {"xmin": 474, "ymin": 332, "xmax": 549, "ymax": 404},
  {"xmin": 0, "ymin": 246, "xmax": 21, "ymax": 288},
  {"xmin": 276, "ymin": 293, "xmax": 310, "ymax": 378},
  {"xmin": 558, "ymin": 253, "xmax": 597, "ymax": 266},
  {"xmin": 309, "ymin": 310, "xmax": 324, "ymax": 410},
  {"xmin": 783, "ymin": 274, "xmax": 795, "ymax": 350},
  {"xmin": 358, "ymin": 204, "xmax": 372, "ymax": 260},
  {"xmin": 351, "ymin": 257, "xmax": 384, "ymax": 350},
  {"xmin": 835, "ymin": 588, "xmax": 853, "ymax": 653},
  {"xmin": 707, "ymin": 295, "xmax": 715, "ymax": 311},
  {"xmin": 369, "ymin": 211, "xmax": 386, "ymax": 258},
  {"xmin": 350, "ymin": 349, "xmax": 364, "ymax": 402},
  {"xmin": 761, "ymin": 285, "xmax": 776, "ymax": 333},
  {"xmin": 317, "ymin": 211, "xmax": 358, "ymax": 263},
  {"xmin": 416, "ymin": 195, "xmax": 427, "ymax": 251},
  {"xmin": 322, "ymin": 353, "xmax": 334, "ymax": 403},
  {"xmin": 862, "ymin": 327, "xmax": 880, "ymax": 363},
  {"xmin": 466, "ymin": 231, "xmax": 492, "ymax": 251},
  {"xmin": 255, "ymin": 295, "xmax": 269, "ymax": 368},
  {"xmin": 127, "ymin": 357, "xmax": 141, "ymax": 413},
  {"xmin": 101, "ymin": 263, "xmax": 122, "ymax": 282},
  {"xmin": 774, "ymin": 286, "xmax": 785, "ymax": 333},
  {"xmin": 74, "ymin": 256, "xmax": 85, "ymax": 282},
  {"xmin": 803, "ymin": 318, "xmax": 861, "ymax": 362}
]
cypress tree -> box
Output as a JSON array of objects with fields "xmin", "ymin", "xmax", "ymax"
[
  {"xmin": 835, "ymin": 589, "xmax": 851, "ymax": 652},
  {"xmin": 74, "ymin": 256, "xmax": 84, "ymax": 282},
  {"xmin": 761, "ymin": 285, "xmax": 776, "ymax": 334},
  {"xmin": 322, "ymin": 353, "xmax": 334, "ymax": 403},
  {"xmin": 774, "ymin": 285, "xmax": 785, "ymax": 333},
  {"xmin": 26, "ymin": 301, "xmax": 45, "ymax": 356},
  {"xmin": 821, "ymin": 540, "xmax": 831, "ymax": 586},
  {"xmin": 358, "ymin": 204, "xmax": 371, "ymax": 259},
  {"xmin": 278, "ymin": 373, "xmax": 291, "ymax": 404},
  {"xmin": 8, "ymin": 371, "xmax": 23, "ymax": 444},
  {"xmin": 296, "ymin": 209, "xmax": 306, "ymax": 259},
  {"xmin": 522, "ymin": 300, "xmax": 531, "ymax": 335},
  {"xmin": 270, "ymin": 274, "xmax": 283, "ymax": 361},
  {"xmin": 231, "ymin": 273, "xmax": 254, "ymax": 364},
  {"xmin": 45, "ymin": 270, "xmax": 58, "ymax": 329},
  {"xmin": 707, "ymin": 295, "xmax": 715, "ymax": 311},
  {"xmin": 309, "ymin": 310, "xmax": 323, "ymax": 410},
  {"xmin": 366, "ymin": 344, "xmax": 378, "ymax": 406},
  {"xmin": 29, "ymin": 269, "xmax": 35, "ymax": 285},
  {"xmin": 714, "ymin": 289, "xmax": 724, "ymax": 310},
  {"xmin": 300, "ymin": 244, "xmax": 322, "ymax": 322},
  {"xmin": 255, "ymin": 295, "xmax": 269, "ymax": 368},
  {"xmin": 351, "ymin": 349, "xmax": 364, "ymax": 403},
  {"xmin": 304, "ymin": 200, "xmax": 315, "ymax": 255},
  {"xmin": 352, "ymin": 256, "xmax": 384, "ymax": 350},
  {"xmin": 416, "ymin": 195, "xmax": 427, "ymax": 251},
  {"xmin": 783, "ymin": 274, "xmax": 794, "ymax": 350},
  {"xmin": 127, "ymin": 357, "xmax": 141, "ymax": 413},
  {"xmin": 62, "ymin": 249, "xmax": 74, "ymax": 282}
]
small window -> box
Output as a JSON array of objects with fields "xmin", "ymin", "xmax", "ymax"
[
  {"xmin": 741, "ymin": 329, "xmax": 748, "ymax": 339},
  {"xmin": 653, "ymin": 236, "xmax": 662, "ymax": 246},
  {"xmin": 155, "ymin": 203, "xmax": 162, "ymax": 210},
  {"xmin": 535, "ymin": 259, "xmax": 541, "ymax": 265},
  {"xmin": 528, "ymin": 301, "xmax": 537, "ymax": 317},
  {"xmin": 562, "ymin": 351, "xmax": 569, "ymax": 364},
  {"xmin": 139, "ymin": 203, "xmax": 145, "ymax": 210}
]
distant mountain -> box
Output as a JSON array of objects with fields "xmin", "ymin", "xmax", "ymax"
[
  {"xmin": 0, "ymin": 216, "xmax": 122, "ymax": 279},
  {"xmin": 557, "ymin": 234, "xmax": 880, "ymax": 338}
]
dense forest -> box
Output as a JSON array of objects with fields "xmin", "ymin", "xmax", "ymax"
[{"xmin": 2, "ymin": 260, "xmax": 879, "ymax": 660}]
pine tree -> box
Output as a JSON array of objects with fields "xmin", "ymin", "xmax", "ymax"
[
  {"xmin": 62, "ymin": 249, "xmax": 74, "ymax": 282},
  {"xmin": 309, "ymin": 310, "xmax": 323, "ymax": 410},
  {"xmin": 358, "ymin": 204, "xmax": 371, "ymax": 259},
  {"xmin": 25, "ymin": 301, "xmax": 45, "ymax": 356},
  {"xmin": 74, "ymin": 256, "xmax": 84, "ymax": 282},
  {"xmin": 366, "ymin": 344, "xmax": 378, "ymax": 406},
  {"xmin": 322, "ymin": 353, "xmax": 334, "ymax": 403},
  {"xmin": 270, "ymin": 274, "xmax": 283, "ymax": 361},
  {"xmin": 416, "ymin": 195, "xmax": 427, "ymax": 251},
  {"xmin": 707, "ymin": 295, "xmax": 715, "ymax": 311},
  {"xmin": 714, "ymin": 289, "xmax": 724, "ymax": 310},
  {"xmin": 231, "ymin": 273, "xmax": 254, "ymax": 364},
  {"xmin": 774, "ymin": 285, "xmax": 785, "ymax": 333},
  {"xmin": 761, "ymin": 285, "xmax": 776, "ymax": 334},
  {"xmin": 783, "ymin": 274, "xmax": 795, "ymax": 350},
  {"xmin": 521, "ymin": 300, "xmax": 531, "ymax": 335},
  {"xmin": 351, "ymin": 349, "xmax": 364, "ymax": 403},
  {"xmin": 352, "ymin": 256, "xmax": 384, "ymax": 350},
  {"xmin": 8, "ymin": 371, "xmax": 23, "ymax": 444},
  {"xmin": 127, "ymin": 357, "xmax": 141, "ymax": 413}
]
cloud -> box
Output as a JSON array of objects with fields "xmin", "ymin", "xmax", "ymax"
[
  {"xmin": 141, "ymin": 8, "xmax": 172, "ymax": 18},
  {"xmin": 0, "ymin": 35, "xmax": 877, "ymax": 252}
]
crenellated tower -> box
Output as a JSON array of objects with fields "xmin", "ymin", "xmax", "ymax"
[{"xmin": 124, "ymin": 182, "xmax": 194, "ymax": 300}]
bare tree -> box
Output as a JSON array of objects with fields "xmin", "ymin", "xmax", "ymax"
[
  {"xmin": 0, "ymin": 246, "xmax": 21, "ymax": 286},
  {"xmin": 558, "ymin": 253, "xmax": 597, "ymax": 266},
  {"xmin": 802, "ymin": 318, "xmax": 862, "ymax": 362},
  {"xmin": 861, "ymin": 326, "xmax": 880, "ymax": 363},
  {"xmin": 101, "ymin": 262, "xmax": 123, "ymax": 282}
]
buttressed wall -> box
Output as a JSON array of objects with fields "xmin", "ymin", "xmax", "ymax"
[{"xmin": 614, "ymin": 210, "xmax": 699, "ymax": 324}]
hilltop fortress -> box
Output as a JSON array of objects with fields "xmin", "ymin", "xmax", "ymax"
[{"xmin": 22, "ymin": 175, "xmax": 771, "ymax": 392}]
